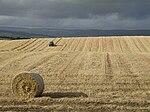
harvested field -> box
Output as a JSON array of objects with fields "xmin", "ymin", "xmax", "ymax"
[{"xmin": 0, "ymin": 36, "xmax": 150, "ymax": 111}]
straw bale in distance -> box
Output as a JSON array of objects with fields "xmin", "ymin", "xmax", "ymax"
[{"xmin": 12, "ymin": 72, "xmax": 44, "ymax": 98}]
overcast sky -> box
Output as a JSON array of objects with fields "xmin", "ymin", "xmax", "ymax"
[{"xmin": 0, "ymin": 0, "xmax": 150, "ymax": 29}]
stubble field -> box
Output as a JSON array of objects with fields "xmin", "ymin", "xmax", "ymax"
[{"xmin": 0, "ymin": 36, "xmax": 150, "ymax": 111}]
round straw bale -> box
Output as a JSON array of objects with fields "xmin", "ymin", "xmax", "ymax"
[{"xmin": 12, "ymin": 72, "xmax": 44, "ymax": 98}]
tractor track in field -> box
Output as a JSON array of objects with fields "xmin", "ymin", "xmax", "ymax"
[
  {"xmin": 69, "ymin": 38, "xmax": 76, "ymax": 51},
  {"xmin": 11, "ymin": 40, "xmax": 32, "ymax": 51},
  {"xmin": 132, "ymin": 38, "xmax": 142, "ymax": 52},
  {"xmin": 128, "ymin": 38, "xmax": 140, "ymax": 52},
  {"xmin": 22, "ymin": 39, "xmax": 42, "ymax": 51},
  {"xmin": 10, "ymin": 40, "xmax": 31, "ymax": 51},
  {"xmin": 84, "ymin": 38, "xmax": 91, "ymax": 52},
  {"xmin": 38, "ymin": 39, "xmax": 52, "ymax": 51},
  {"xmin": 56, "ymin": 52, "xmax": 81, "ymax": 75},
  {"xmin": 74, "ymin": 38, "xmax": 81, "ymax": 51},
  {"xmin": 106, "ymin": 38, "xmax": 114, "ymax": 52},
  {"xmin": 126, "ymin": 38, "xmax": 136, "ymax": 53},
  {"xmin": 96, "ymin": 38, "xmax": 100, "ymax": 52},
  {"xmin": 117, "ymin": 54, "xmax": 134, "ymax": 75},
  {"xmin": 25, "ymin": 52, "xmax": 60, "ymax": 71},
  {"xmin": 102, "ymin": 37, "xmax": 106, "ymax": 52},
  {"xmin": 69, "ymin": 38, "xmax": 78, "ymax": 51},
  {"xmin": 29, "ymin": 40, "xmax": 48, "ymax": 52},
  {"xmin": 55, "ymin": 38, "xmax": 63, "ymax": 45},
  {"xmin": 105, "ymin": 53, "xmax": 112, "ymax": 75},
  {"xmin": 123, "ymin": 38, "xmax": 131, "ymax": 52},
  {"xmin": 82, "ymin": 38, "xmax": 87, "ymax": 51},
  {"xmin": 66, "ymin": 38, "xmax": 75, "ymax": 51},
  {"xmin": 29, "ymin": 52, "xmax": 76, "ymax": 81},
  {"xmin": 104, "ymin": 53, "xmax": 113, "ymax": 84},
  {"xmin": 112, "ymin": 38, "xmax": 120, "ymax": 52},
  {"xmin": 66, "ymin": 39, "xmax": 75, "ymax": 51},
  {"xmin": 100, "ymin": 38, "xmax": 104, "ymax": 52},
  {"xmin": 41, "ymin": 52, "xmax": 82, "ymax": 85},
  {"xmin": 90, "ymin": 38, "xmax": 96, "ymax": 51},
  {"xmin": 0, "ymin": 52, "xmax": 42, "ymax": 72},
  {"xmin": 118, "ymin": 39, "xmax": 123, "ymax": 53},
  {"xmin": 60, "ymin": 39, "xmax": 69, "ymax": 51},
  {"xmin": 55, "ymin": 52, "xmax": 84, "ymax": 91},
  {"xmin": 146, "ymin": 37, "xmax": 150, "ymax": 45},
  {"xmin": 115, "ymin": 54, "xmax": 142, "ymax": 91},
  {"xmin": 131, "ymin": 53, "xmax": 150, "ymax": 75},
  {"xmin": 72, "ymin": 38, "xmax": 80, "ymax": 51},
  {"xmin": 110, "ymin": 38, "xmax": 115, "ymax": 52},
  {"xmin": 14, "ymin": 39, "xmax": 37, "ymax": 51},
  {"xmin": 136, "ymin": 38, "xmax": 148, "ymax": 52},
  {"xmin": 87, "ymin": 39, "xmax": 92, "ymax": 52}
]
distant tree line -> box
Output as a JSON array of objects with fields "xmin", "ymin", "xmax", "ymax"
[{"xmin": 0, "ymin": 36, "xmax": 31, "ymax": 40}]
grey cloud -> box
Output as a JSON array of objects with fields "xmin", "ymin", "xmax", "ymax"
[
  {"xmin": 0, "ymin": 0, "xmax": 150, "ymax": 29},
  {"xmin": 0, "ymin": 0, "xmax": 150, "ymax": 19},
  {"xmin": 1, "ymin": 14, "xmax": 150, "ymax": 29}
]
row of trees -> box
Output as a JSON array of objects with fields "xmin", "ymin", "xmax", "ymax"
[{"xmin": 0, "ymin": 36, "xmax": 30, "ymax": 40}]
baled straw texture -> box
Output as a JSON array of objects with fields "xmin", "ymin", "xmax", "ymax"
[{"xmin": 12, "ymin": 72, "xmax": 44, "ymax": 98}]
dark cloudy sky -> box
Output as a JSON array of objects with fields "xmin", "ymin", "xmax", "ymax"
[{"xmin": 0, "ymin": 0, "xmax": 150, "ymax": 29}]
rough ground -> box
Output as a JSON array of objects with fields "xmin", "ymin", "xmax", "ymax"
[{"xmin": 0, "ymin": 36, "xmax": 150, "ymax": 111}]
